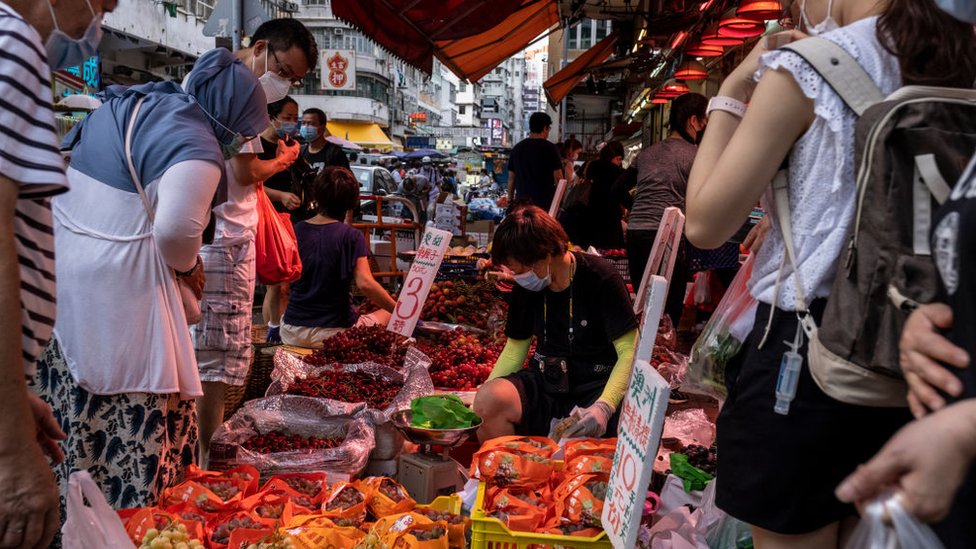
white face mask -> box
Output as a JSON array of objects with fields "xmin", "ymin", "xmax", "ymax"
[
  {"xmin": 46, "ymin": 0, "xmax": 103, "ymax": 70},
  {"xmin": 800, "ymin": 0, "xmax": 839, "ymax": 36},
  {"xmin": 254, "ymin": 47, "xmax": 291, "ymax": 104},
  {"xmin": 513, "ymin": 263, "xmax": 552, "ymax": 292}
]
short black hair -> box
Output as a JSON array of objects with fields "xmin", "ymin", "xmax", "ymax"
[
  {"xmin": 268, "ymin": 95, "xmax": 297, "ymax": 119},
  {"xmin": 313, "ymin": 166, "xmax": 360, "ymax": 220},
  {"xmin": 252, "ymin": 18, "xmax": 318, "ymax": 71},
  {"xmin": 529, "ymin": 112, "xmax": 552, "ymax": 134},
  {"xmin": 303, "ymin": 108, "xmax": 327, "ymax": 126},
  {"xmin": 491, "ymin": 205, "xmax": 568, "ymax": 267},
  {"xmin": 668, "ymin": 93, "xmax": 707, "ymax": 133},
  {"xmin": 599, "ymin": 140, "xmax": 624, "ymax": 162}
]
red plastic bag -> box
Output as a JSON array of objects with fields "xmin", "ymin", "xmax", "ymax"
[{"xmin": 255, "ymin": 183, "xmax": 302, "ymax": 285}]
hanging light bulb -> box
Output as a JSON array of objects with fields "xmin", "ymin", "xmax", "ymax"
[
  {"xmin": 674, "ymin": 59, "xmax": 708, "ymax": 80},
  {"xmin": 736, "ymin": 0, "xmax": 783, "ymax": 21}
]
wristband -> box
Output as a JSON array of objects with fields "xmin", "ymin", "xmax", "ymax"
[
  {"xmin": 706, "ymin": 96, "xmax": 747, "ymax": 118},
  {"xmin": 175, "ymin": 256, "xmax": 201, "ymax": 277}
]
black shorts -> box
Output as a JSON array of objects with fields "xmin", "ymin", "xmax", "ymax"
[
  {"xmin": 716, "ymin": 301, "xmax": 913, "ymax": 534},
  {"xmin": 503, "ymin": 368, "xmax": 619, "ymax": 437}
]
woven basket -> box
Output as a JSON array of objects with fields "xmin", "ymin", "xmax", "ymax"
[
  {"xmin": 251, "ymin": 323, "xmax": 268, "ymax": 344},
  {"xmin": 243, "ymin": 342, "xmax": 279, "ymax": 402},
  {"xmin": 223, "ymin": 377, "xmax": 249, "ymax": 421}
]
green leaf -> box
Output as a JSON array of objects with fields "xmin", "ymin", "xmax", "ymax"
[{"xmin": 410, "ymin": 395, "xmax": 481, "ymax": 429}]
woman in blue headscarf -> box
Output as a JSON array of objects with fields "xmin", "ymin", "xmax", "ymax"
[{"xmin": 32, "ymin": 48, "xmax": 268, "ymax": 510}]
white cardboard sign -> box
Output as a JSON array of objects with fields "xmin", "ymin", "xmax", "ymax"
[
  {"xmin": 434, "ymin": 202, "xmax": 463, "ymax": 236},
  {"xmin": 549, "ymin": 178, "xmax": 568, "ymax": 217},
  {"xmin": 634, "ymin": 207, "xmax": 685, "ymax": 315},
  {"xmin": 604, "ymin": 276, "xmax": 671, "ymax": 549},
  {"xmin": 388, "ymin": 227, "xmax": 452, "ymax": 337}
]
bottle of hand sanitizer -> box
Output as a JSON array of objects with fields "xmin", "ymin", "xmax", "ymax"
[{"xmin": 774, "ymin": 321, "xmax": 804, "ymax": 415}]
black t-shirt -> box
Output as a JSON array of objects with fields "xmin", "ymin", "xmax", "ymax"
[
  {"xmin": 258, "ymin": 136, "xmax": 296, "ymax": 213},
  {"xmin": 303, "ymin": 141, "xmax": 351, "ymax": 173},
  {"xmin": 508, "ymin": 137, "xmax": 563, "ymax": 211},
  {"xmin": 505, "ymin": 252, "xmax": 638, "ymax": 386}
]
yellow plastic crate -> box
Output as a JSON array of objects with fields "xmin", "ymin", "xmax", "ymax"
[
  {"xmin": 470, "ymin": 481, "xmax": 613, "ymax": 549},
  {"xmin": 423, "ymin": 493, "xmax": 463, "ymax": 515}
]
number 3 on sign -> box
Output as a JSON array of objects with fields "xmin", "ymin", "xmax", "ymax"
[{"xmin": 388, "ymin": 227, "xmax": 453, "ymax": 337}]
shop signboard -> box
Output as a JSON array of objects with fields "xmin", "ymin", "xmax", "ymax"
[
  {"xmin": 388, "ymin": 227, "xmax": 453, "ymax": 337},
  {"xmin": 603, "ymin": 276, "xmax": 671, "ymax": 549},
  {"xmin": 406, "ymin": 136, "xmax": 434, "ymax": 149},
  {"xmin": 634, "ymin": 206, "xmax": 684, "ymax": 314},
  {"xmin": 320, "ymin": 49, "xmax": 357, "ymax": 91},
  {"xmin": 548, "ymin": 179, "xmax": 568, "ymax": 218}
]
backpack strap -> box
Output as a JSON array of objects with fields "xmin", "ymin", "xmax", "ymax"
[{"xmin": 781, "ymin": 37, "xmax": 884, "ymax": 116}]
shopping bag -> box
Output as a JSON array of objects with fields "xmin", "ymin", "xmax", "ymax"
[
  {"xmin": 62, "ymin": 471, "xmax": 132, "ymax": 549},
  {"xmin": 685, "ymin": 254, "xmax": 758, "ymax": 400},
  {"xmin": 255, "ymin": 183, "xmax": 302, "ymax": 285},
  {"xmin": 845, "ymin": 494, "xmax": 945, "ymax": 549}
]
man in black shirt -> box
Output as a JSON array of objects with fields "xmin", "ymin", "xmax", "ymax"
[
  {"xmin": 301, "ymin": 107, "xmax": 351, "ymax": 173},
  {"xmin": 507, "ymin": 112, "xmax": 564, "ymax": 211}
]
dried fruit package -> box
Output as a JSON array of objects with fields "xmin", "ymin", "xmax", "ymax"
[
  {"xmin": 184, "ymin": 464, "xmax": 260, "ymax": 496},
  {"xmin": 540, "ymin": 522, "xmax": 604, "ymax": 538},
  {"xmin": 395, "ymin": 522, "xmax": 451, "ymax": 549},
  {"xmin": 470, "ymin": 436, "xmax": 558, "ymax": 488},
  {"xmin": 259, "ymin": 473, "xmax": 329, "ymax": 508},
  {"xmin": 321, "ymin": 481, "xmax": 368, "ymax": 522},
  {"xmin": 366, "ymin": 512, "xmax": 449, "ymax": 549},
  {"xmin": 563, "ymin": 454, "xmax": 614, "ymax": 476},
  {"xmin": 362, "ymin": 476, "xmax": 417, "ymax": 517},
  {"xmin": 564, "ymin": 438, "xmax": 617, "ymax": 462},
  {"xmin": 207, "ymin": 512, "xmax": 268, "ymax": 549},
  {"xmin": 160, "ymin": 478, "xmax": 248, "ymax": 514},
  {"xmin": 485, "ymin": 487, "xmax": 549, "ymax": 532},
  {"xmin": 552, "ymin": 473, "xmax": 610, "ymax": 529},
  {"xmin": 415, "ymin": 506, "xmax": 469, "ymax": 549}
]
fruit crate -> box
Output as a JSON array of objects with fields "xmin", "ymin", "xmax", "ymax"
[
  {"xmin": 604, "ymin": 256, "xmax": 630, "ymax": 287},
  {"xmin": 420, "ymin": 493, "xmax": 463, "ymax": 515},
  {"xmin": 471, "ymin": 481, "xmax": 613, "ymax": 549}
]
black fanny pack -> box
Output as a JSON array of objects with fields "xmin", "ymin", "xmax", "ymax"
[{"xmin": 532, "ymin": 354, "xmax": 570, "ymax": 394}]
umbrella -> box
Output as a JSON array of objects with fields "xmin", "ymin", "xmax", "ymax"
[
  {"xmin": 403, "ymin": 148, "xmax": 448, "ymax": 161},
  {"xmin": 326, "ymin": 135, "xmax": 364, "ymax": 151}
]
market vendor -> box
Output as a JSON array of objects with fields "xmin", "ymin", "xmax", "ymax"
[{"xmin": 474, "ymin": 206, "xmax": 638, "ymax": 440}]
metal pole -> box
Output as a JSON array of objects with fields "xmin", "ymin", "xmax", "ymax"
[
  {"xmin": 231, "ymin": 0, "xmax": 242, "ymax": 50},
  {"xmin": 559, "ymin": 22, "xmax": 569, "ymax": 141}
]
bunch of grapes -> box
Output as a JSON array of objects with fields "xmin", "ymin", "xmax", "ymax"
[
  {"xmin": 325, "ymin": 486, "xmax": 365, "ymax": 511},
  {"xmin": 282, "ymin": 477, "xmax": 323, "ymax": 498},
  {"xmin": 302, "ymin": 326, "xmax": 408, "ymax": 369},
  {"xmin": 681, "ymin": 444, "xmax": 718, "ymax": 475},
  {"xmin": 241, "ymin": 431, "xmax": 342, "ymax": 453},
  {"xmin": 286, "ymin": 370, "xmax": 401, "ymax": 409},
  {"xmin": 254, "ymin": 503, "xmax": 286, "ymax": 519},
  {"xmin": 197, "ymin": 480, "xmax": 240, "ymax": 501},
  {"xmin": 245, "ymin": 533, "xmax": 295, "ymax": 549},
  {"xmin": 377, "ymin": 479, "xmax": 407, "ymax": 502},
  {"xmin": 210, "ymin": 516, "xmax": 265, "ymax": 545},
  {"xmin": 411, "ymin": 527, "xmax": 448, "ymax": 542},
  {"xmin": 140, "ymin": 524, "xmax": 205, "ymax": 549},
  {"xmin": 416, "ymin": 508, "xmax": 465, "ymax": 525}
]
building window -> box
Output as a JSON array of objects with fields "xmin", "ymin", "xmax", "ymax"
[
  {"xmin": 567, "ymin": 24, "xmax": 579, "ymax": 49},
  {"xmin": 305, "ymin": 0, "xmax": 327, "ymax": 4},
  {"xmin": 595, "ymin": 20, "xmax": 609, "ymax": 41},
  {"xmin": 580, "ymin": 20, "xmax": 593, "ymax": 49},
  {"xmin": 459, "ymin": 82, "xmax": 467, "ymax": 92},
  {"xmin": 459, "ymin": 105, "xmax": 466, "ymax": 114}
]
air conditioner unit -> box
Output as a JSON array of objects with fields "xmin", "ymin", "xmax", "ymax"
[{"xmin": 333, "ymin": 28, "xmax": 344, "ymax": 35}]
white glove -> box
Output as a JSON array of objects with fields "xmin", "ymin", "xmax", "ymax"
[{"xmin": 560, "ymin": 401, "xmax": 614, "ymax": 440}]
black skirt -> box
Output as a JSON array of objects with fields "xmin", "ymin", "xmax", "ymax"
[{"xmin": 715, "ymin": 300, "xmax": 913, "ymax": 534}]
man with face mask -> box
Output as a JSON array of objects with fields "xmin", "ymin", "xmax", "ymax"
[
  {"xmin": 300, "ymin": 108, "xmax": 350, "ymax": 174},
  {"xmin": 0, "ymin": 1, "xmax": 114, "ymax": 546},
  {"xmin": 189, "ymin": 18, "xmax": 319, "ymax": 467}
]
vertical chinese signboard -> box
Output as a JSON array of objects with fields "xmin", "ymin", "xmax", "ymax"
[
  {"xmin": 320, "ymin": 50, "xmax": 357, "ymax": 91},
  {"xmin": 603, "ymin": 276, "xmax": 671, "ymax": 549},
  {"xmin": 388, "ymin": 227, "xmax": 453, "ymax": 337},
  {"xmin": 634, "ymin": 206, "xmax": 685, "ymax": 315}
]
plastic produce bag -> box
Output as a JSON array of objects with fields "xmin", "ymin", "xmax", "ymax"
[
  {"xmin": 62, "ymin": 471, "xmax": 133, "ymax": 549},
  {"xmin": 845, "ymin": 494, "xmax": 945, "ymax": 549},
  {"xmin": 209, "ymin": 394, "xmax": 375, "ymax": 479},
  {"xmin": 410, "ymin": 395, "xmax": 480, "ymax": 429},
  {"xmin": 255, "ymin": 182, "xmax": 302, "ymax": 285},
  {"xmin": 662, "ymin": 408, "xmax": 716, "ymax": 449},
  {"xmin": 686, "ymin": 254, "xmax": 758, "ymax": 400}
]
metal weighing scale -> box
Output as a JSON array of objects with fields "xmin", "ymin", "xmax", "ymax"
[{"xmin": 391, "ymin": 410, "xmax": 481, "ymax": 504}]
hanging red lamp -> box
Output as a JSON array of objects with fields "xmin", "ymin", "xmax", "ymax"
[
  {"xmin": 736, "ymin": 0, "xmax": 783, "ymax": 21},
  {"xmin": 660, "ymin": 79, "xmax": 690, "ymax": 96},
  {"xmin": 701, "ymin": 23, "xmax": 744, "ymax": 47},
  {"xmin": 651, "ymin": 96, "xmax": 670, "ymax": 104},
  {"xmin": 718, "ymin": 9, "xmax": 766, "ymax": 38},
  {"xmin": 674, "ymin": 59, "xmax": 708, "ymax": 80},
  {"xmin": 685, "ymin": 42, "xmax": 724, "ymax": 57}
]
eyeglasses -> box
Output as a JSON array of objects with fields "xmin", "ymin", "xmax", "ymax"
[{"xmin": 270, "ymin": 46, "xmax": 304, "ymax": 88}]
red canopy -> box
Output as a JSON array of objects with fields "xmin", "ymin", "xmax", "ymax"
[
  {"xmin": 332, "ymin": 0, "xmax": 558, "ymax": 81},
  {"xmin": 543, "ymin": 31, "xmax": 619, "ymax": 106}
]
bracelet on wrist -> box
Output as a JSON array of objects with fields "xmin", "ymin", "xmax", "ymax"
[
  {"xmin": 706, "ymin": 96, "xmax": 747, "ymax": 118},
  {"xmin": 175, "ymin": 257, "xmax": 201, "ymax": 277}
]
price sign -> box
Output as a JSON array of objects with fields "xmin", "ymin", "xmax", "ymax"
[
  {"xmin": 603, "ymin": 276, "xmax": 671, "ymax": 549},
  {"xmin": 634, "ymin": 207, "xmax": 685, "ymax": 315},
  {"xmin": 434, "ymin": 202, "xmax": 463, "ymax": 236},
  {"xmin": 388, "ymin": 227, "xmax": 453, "ymax": 337},
  {"xmin": 549, "ymin": 179, "xmax": 568, "ymax": 217}
]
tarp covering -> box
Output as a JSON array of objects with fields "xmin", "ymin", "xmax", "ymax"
[
  {"xmin": 544, "ymin": 31, "xmax": 619, "ymax": 106},
  {"xmin": 326, "ymin": 121, "xmax": 395, "ymax": 149}
]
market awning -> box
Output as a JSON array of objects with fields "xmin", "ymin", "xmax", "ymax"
[
  {"xmin": 332, "ymin": 0, "xmax": 558, "ymax": 82},
  {"xmin": 326, "ymin": 122, "xmax": 395, "ymax": 150},
  {"xmin": 543, "ymin": 31, "xmax": 619, "ymax": 106}
]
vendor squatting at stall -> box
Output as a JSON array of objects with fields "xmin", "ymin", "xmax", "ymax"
[{"xmin": 474, "ymin": 206, "xmax": 638, "ymax": 441}]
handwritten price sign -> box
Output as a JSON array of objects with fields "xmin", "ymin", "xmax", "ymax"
[
  {"xmin": 635, "ymin": 206, "xmax": 684, "ymax": 315},
  {"xmin": 388, "ymin": 227, "xmax": 453, "ymax": 337},
  {"xmin": 604, "ymin": 276, "xmax": 671, "ymax": 549}
]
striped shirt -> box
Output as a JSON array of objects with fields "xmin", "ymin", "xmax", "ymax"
[{"xmin": 0, "ymin": 2, "xmax": 69, "ymax": 375}]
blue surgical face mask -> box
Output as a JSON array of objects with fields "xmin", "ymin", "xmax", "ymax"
[
  {"xmin": 513, "ymin": 263, "xmax": 551, "ymax": 292},
  {"xmin": 221, "ymin": 134, "xmax": 248, "ymax": 160},
  {"xmin": 935, "ymin": 0, "xmax": 976, "ymax": 23},
  {"xmin": 45, "ymin": 0, "xmax": 104, "ymax": 70},
  {"xmin": 277, "ymin": 121, "xmax": 298, "ymax": 139},
  {"xmin": 300, "ymin": 124, "xmax": 319, "ymax": 142}
]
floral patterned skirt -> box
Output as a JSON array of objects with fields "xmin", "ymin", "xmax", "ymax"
[{"xmin": 31, "ymin": 339, "xmax": 198, "ymax": 515}]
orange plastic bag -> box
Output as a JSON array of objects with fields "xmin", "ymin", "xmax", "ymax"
[
  {"xmin": 362, "ymin": 476, "xmax": 417, "ymax": 517},
  {"xmin": 243, "ymin": 493, "xmax": 295, "ymax": 528},
  {"xmin": 260, "ymin": 473, "xmax": 329, "ymax": 506},
  {"xmin": 118, "ymin": 508, "xmax": 179, "ymax": 545},
  {"xmin": 184, "ymin": 464, "xmax": 260, "ymax": 496},
  {"xmin": 161, "ymin": 478, "xmax": 248, "ymax": 513},
  {"xmin": 485, "ymin": 487, "xmax": 549, "ymax": 532},
  {"xmin": 321, "ymin": 481, "xmax": 368, "ymax": 522},
  {"xmin": 369, "ymin": 513, "xmax": 450, "ymax": 549},
  {"xmin": 207, "ymin": 511, "xmax": 268, "ymax": 549},
  {"xmin": 415, "ymin": 506, "xmax": 469, "ymax": 549},
  {"xmin": 471, "ymin": 436, "xmax": 558, "ymax": 488},
  {"xmin": 552, "ymin": 472, "xmax": 610, "ymax": 528},
  {"xmin": 564, "ymin": 438, "xmax": 617, "ymax": 462},
  {"xmin": 563, "ymin": 455, "xmax": 614, "ymax": 476},
  {"xmin": 255, "ymin": 182, "xmax": 302, "ymax": 285},
  {"xmin": 226, "ymin": 527, "xmax": 277, "ymax": 549},
  {"xmin": 283, "ymin": 515, "xmax": 365, "ymax": 549}
]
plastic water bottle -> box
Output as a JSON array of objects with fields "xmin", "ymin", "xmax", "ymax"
[{"xmin": 774, "ymin": 320, "xmax": 804, "ymax": 415}]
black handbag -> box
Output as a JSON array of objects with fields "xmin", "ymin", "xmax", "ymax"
[{"xmin": 533, "ymin": 355, "xmax": 570, "ymax": 394}]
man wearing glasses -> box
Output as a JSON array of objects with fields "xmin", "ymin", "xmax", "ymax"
[{"xmin": 190, "ymin": 18, "xmax": 319, "ymax": 466}]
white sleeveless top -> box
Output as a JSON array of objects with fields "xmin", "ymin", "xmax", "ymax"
[{"xmin": 748, "ymin": 16, "xmax": 902, "ymax": 310}]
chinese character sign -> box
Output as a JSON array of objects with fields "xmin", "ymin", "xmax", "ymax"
[
  {"xmin": 634, "ymin": 207, "xmax": 684, "ymax": 314},
  {"xmin": 604, "ymin": 276, "xmax": 671, "ymax": 549},
  {"xmin": 388, "ymin": 227, "xmax": 453, "ymax": 337},
  {"xmin": 320, "ymin": 50, "xmax": 356, "ymax": 91}
]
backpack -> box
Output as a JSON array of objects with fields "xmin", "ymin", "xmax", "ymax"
[{"xmin": 772, "ymin": 37, "xmax": 976, "ymax": 407}]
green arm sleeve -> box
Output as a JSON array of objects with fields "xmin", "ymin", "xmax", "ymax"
[
  {"xmin": 487, "ymin": 338, "xmax": 532, "ymax": 381},
  {"xmin": 598, "ymin": 329, "xmax": 638, "ymax": 410}
]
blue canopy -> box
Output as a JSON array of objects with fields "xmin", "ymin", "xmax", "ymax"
[{"xmin": 402, "ymin": 148, "xmax": 448, "ymax": 160}]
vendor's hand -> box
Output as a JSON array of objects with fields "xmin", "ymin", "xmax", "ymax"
[
  {"xmin": 181, "ymin": 256, "xmax": 206, "ymax": 300},
  {"xmin": 899, "ymin": 303, "xmax": 969, "ymax": 418},
  {"xmin": 741, "ymin": 216, "xmax": 770, "ymax": 253},
  {"xmin": 722, "ymin": 30, "xmax": 808, "ymax": 103},
  {"xmin": 281, "ymin": 192, "xmax": 301, "ymax": 210},
  {"xmin": 562, "ymin": 401, "xmax": 614, "ymax": 439},
  {"xmin": 836, "ymin": 400, "xmax": 976, "ymax": 522},
  {"xmin": 26, "ymin": 394, "xmax": 65, "ymax": 464},
  {"xmin": 276, "ymin": 138, "xmax": 300, "ymax": 168}
]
